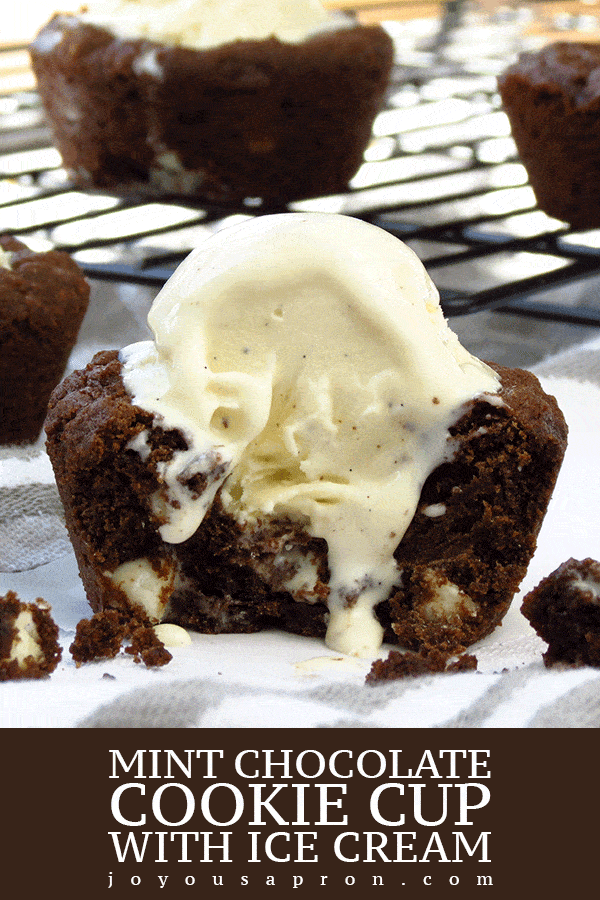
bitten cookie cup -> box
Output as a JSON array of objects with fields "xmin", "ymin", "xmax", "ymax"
[
  {"xmin": 0, "ymin": 235, "xmax": 90, "ymax": 445},
  {"xmin": 498, "ymin": 41, "xmax": 600, "ymax": 230},
  {"xmin": 29, "ymin": 14, "xmax": 394, "ymax": 204},
  {"xmin": 45, "ymin": 355, "xmax": 567, "ymax": 656},
  {"xmin": 43, "ymin": 214, "xmax": 568, "ymax": 659}
]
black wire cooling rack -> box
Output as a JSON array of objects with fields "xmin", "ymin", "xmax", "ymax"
[{"xmin": 2, "ymin": 27, "xmax": 600, "ymax": 327}]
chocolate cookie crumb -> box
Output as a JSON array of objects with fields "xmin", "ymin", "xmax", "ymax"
[
  {"xmin": 125, "ymin": 626, "xmax": 173, "ymax": 667},
  {"xmin": 71, "ymin": 609, "xmax": 172, "ymax": 668},
  {"xmin": 446, "ymin": 653, "xmax": 478, "ymax": 673},
  {"xmin": 366, "ymin": 647, "xmax": 478, "ymax": 683},
  {"xmin": 0, "ymin": 590, "xmax": 62, "ymax": 679},
  {"xmin": 522, "ymin": 557, "xmax": 600, "ymax": 668},
  {"xmin": 70, "ymin": 609, "xmax": 126, "ymax": 665}
]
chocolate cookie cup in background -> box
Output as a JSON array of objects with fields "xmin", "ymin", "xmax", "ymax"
[
  {"xmin": 0, "ymin": 235, "xmax": 90, "ymax": 445},
  {"xmin": 29, "ymin": 13, "xmax": 394, "ymax": 205},
  {"xmin": 498, "ymin": 41, "xmax": 600, "ymax": 230}
]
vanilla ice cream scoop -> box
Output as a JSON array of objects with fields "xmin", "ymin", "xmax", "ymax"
[
  {"xmin": 79, "ymin": 0, "xmax": 340, "ymax": 50},
  {"xmin": 120, "ymin": 213, "xmax": 500, "ymax": 656}
]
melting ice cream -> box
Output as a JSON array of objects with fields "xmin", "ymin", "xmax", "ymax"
[{"xmin": 120, "ymin": 213, "xmax": 501, "ymax": 656}]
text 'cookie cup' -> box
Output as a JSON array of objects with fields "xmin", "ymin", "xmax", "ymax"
[{"xmin": 45, "ymin": 213, "xmax": 567, "ymax": 658}]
